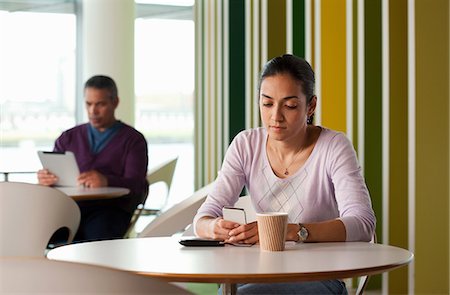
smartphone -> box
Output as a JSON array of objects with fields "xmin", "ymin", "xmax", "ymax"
[
  {"xmin": 179, "ymin": 238, "xmax": 224, "ymax": 247},
  {"xmin": 222, "ymin": 206, "xmax": 247, "ymax": 224}
]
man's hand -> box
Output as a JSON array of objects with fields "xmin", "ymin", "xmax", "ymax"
[
  {"xmin": 77, "ymin": 170, "xmax": 108, "ymax": 188},
  {"xmin": 37, "ymin": 169, "xmax": 58, "ymax": 186}
]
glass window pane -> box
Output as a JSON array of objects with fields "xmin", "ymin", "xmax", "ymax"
[
  {"xmin": 134, "ymin": 4, "xmax": 195, "ymax": 220},
  {"xmin": 0, "ymin": 4, "xmax": 76, "ymax": 182}
]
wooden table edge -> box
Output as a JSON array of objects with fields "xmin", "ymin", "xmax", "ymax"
[{"xmin": 136, "ymin": 258, "xmax": 413, "ymax": 284}]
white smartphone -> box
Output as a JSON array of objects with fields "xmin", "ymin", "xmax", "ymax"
[{"xmin": 222, "ymin": 206, "xmax": 247, "ymax": 224}]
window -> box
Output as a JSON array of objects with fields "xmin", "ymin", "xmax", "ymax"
[
  {"xmin": 134, "ymin": 1, "xmax": 195, "ymax": 216},
  {"xmin": 0, "ymin": 1, "xmax": 76, "ymax": 182}
]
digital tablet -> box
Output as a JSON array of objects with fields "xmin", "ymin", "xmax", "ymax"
[{"xmin": 38, "ymin": 151, "xmax": 80, "ymax": 187}]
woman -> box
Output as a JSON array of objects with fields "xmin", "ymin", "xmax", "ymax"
[{"xmin": 194, "ymin": 54, "xmax": 375, "ymax": 294}]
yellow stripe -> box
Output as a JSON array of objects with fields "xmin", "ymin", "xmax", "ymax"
[
  {"xmin": 415, "ymin": 0, "xmax": 449, "ymax": 293},
  {"xmin": 321, "ymin": 0, "xmax": 346, "ymax": 132},
  {"xmin": 267, "ymin": 0, "xmax": 287, "ymax": 58}
]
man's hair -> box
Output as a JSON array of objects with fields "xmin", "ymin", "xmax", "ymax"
[{"xmin": 84, "ymin": 75, "xmax": 118, "ymax": 100}]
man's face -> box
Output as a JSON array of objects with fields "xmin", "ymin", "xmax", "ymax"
[{"xmin": 85, "ymin": 87, "xmax": 118, "ymax": 131}]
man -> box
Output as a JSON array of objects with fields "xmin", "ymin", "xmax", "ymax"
[{"xmin": 38, "ymin": 75, "xmax": 148, "ymax": 242}]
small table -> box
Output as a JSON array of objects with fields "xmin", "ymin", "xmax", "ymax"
[
  {"xmin": 55, "ymin": 186, "xmax": 130, "ymax": 201},
  {"xmin": 0, "ymin": 170, "xmax": 36, "ymax": 182},
  {"xmin": 48, "ymin": 237, "xmax": 414, "ymax": 294}
]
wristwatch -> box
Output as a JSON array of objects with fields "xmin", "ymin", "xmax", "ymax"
[{"xmin": 297, "ymin": 223, "xmax": 309, "ymax": 242}]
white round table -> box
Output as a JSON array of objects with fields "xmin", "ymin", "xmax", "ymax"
[
  {"xmin": 48, "ymin": 237, "xmax": 413, "ymax": 294},
  {"xmin": 55, "ymin": 186, "xmax": 130, "ymax": 201}
]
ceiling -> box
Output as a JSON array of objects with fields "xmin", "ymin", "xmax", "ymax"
[{"xmin": 0, "ymin": 0, "xmax": 194, "ymax": 20}]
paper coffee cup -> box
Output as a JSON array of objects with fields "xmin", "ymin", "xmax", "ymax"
[{"xmin": 257, "ymin": 212, "xmax": 288, "ymax": 251}]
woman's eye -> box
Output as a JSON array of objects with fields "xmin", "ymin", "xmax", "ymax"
[
  {"xmin": 286, "ymin": 105, "xmax": 297, "ymax": 109},
  {"xmin": 262, "ymin": 103, "xmax": 272, "ymax": 107}
]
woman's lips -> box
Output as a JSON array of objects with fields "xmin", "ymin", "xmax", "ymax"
[{"xmin": 270, "ymin": 125, "xmax": 285, "ymax": 132}]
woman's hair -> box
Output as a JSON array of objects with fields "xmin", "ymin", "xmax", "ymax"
[{"xmin": 259, "ymin": 54, "xmax": 315, "ymax": 124}]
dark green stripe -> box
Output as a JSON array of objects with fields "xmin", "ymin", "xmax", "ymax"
[
  {"xmin": 292, "ymin": 0, "xmax": 305, "ymax": 58},
  {"xmin": 228, "ymin": 0, "xmax": 246, "ymax": 144},
  {"xmin": 364, "ymin": 0, "xmax": 382, "ymax": 289}
]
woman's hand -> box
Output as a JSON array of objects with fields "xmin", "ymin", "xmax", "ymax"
[
  {"xmin": 225, "ymin": 221, "xmax": 259, "ymax": 244},
  {"xmin": 37, "ymin": 169, "xmax": 58, "ymax": 186},
  {"xmin": 196, "ymin": 217, "xmax": 258, "ymax": 244}
]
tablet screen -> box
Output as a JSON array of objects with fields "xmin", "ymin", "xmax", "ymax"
[{"xmin": 38, "ymin": 151, "xmax": 80, "ymax": 187}]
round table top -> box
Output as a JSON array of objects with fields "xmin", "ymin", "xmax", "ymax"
[
  {"xmin": 48, "ymin": 236, "xmax": 414, "ymax": 284},
  {"xmin": 55, "ymin": 186, "xmax": 130, "ymax": 201}
]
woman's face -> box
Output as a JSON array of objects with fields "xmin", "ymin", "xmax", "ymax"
[{"xmin": 259, "ymin": 73, "xmax": 313, "ymax": 142}]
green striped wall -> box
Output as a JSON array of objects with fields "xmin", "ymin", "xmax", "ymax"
[{"xmin": 195, "ymin": 0, "xmax": 450, "ymax": 292}]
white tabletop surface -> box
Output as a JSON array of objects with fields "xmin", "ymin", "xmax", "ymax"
[
  {"xmin": 55, "ymin": 186, "xmax": 130, "ymax": 201},
  {"xmin": 47, "ymin": 236, "xmax": 413, "ymax": 283}
]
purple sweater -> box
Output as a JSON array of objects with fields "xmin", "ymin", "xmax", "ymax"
[
  {"xmin": 54, "ymin": 122, "xmax": 148, "ymax": 212},
  {"xmin": 194, "ymin": 127, "xmax": 376, "ymax": 241}
]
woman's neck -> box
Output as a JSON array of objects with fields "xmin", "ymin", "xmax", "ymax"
[{"xmin": 268, "ymin": 126, "xmax": 311, "ymax": 157}]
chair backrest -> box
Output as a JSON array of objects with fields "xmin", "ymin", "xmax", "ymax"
[
  {"xmin": 0, "ymin": 257, "xmax": 190, "ymax": 294},
  {"xmin": 138, "ymin": 182, "xmax": 214, "ymax": 237},
  {"xmin": 144, "ymin": 156, "xmax": 178, "ymax": 210},
  {"xmin": 124, "ymin": 157, "xmax": 179, "ymax": 238},
  {"xmin": 0, "ymin": 182, "xmax": 80, "ymax": 257}
]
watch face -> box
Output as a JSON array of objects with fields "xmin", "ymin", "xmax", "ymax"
[{"xmin": 299, "ymin": 226, "xmax": 308, "ymax": 241}]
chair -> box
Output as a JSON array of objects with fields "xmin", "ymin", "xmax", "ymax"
[
  {"xmin": 125, "ymin": 157, "xmax": 178, "ymax": 238},
  {"xmin": 0, "ymin": 182, "xmax": 80, "ymax": 257},
  {"xmin": 355, "ymin": 233, "xmax": 377, "ymax": 295},
  {"xmin": 139, "ymin": 182, "xmax": 214, "ymax": 237},
  {"xmin": 0, "ymin": 257, "xmax": 190, "ymax": 294}
]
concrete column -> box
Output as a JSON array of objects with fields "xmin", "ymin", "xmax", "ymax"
[{"xmin": 82, "ymin": 0, "xmax": 135, "ymax": 125}]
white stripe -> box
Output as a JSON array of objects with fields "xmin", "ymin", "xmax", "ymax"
[
  {"xmin": 346, "ymin": 0, "xmax": 353, "ymax": 142},
  {"xmin": 223, "ymin": 0, "xmax": 229, "ymax": 153},
  {"xmin": 314, "ymin": 0, "xmax": 321, "ymax": 125},
  {"xmin": 286, "ymin": 0, "xmax": 293, "ymax": 54},
  {"xmin": 253, "ymin": 0, "xmax": 261, "ymax": 128},
  {"xmin": 261, "ymin": 0, "xmax": 268, "ymax": 64},
  {"xmin": 382, "ymin": 0, "xmax": 390, "ymax": 292},
  {"xmin": 204, "ymin": 0, "xmax": 211, "ymax": 182},
  {"xmin": 210, "ymin": 0, "xmax": 216, "ymax": 178},
  {"xmin": 305, "ymin": 0, "xmax": 311, "ymax": 63},
  {"xmin": 407, "ymin": 0, "xmax": 416, "ymax": 293},
  {"xmin": 217, "ymin": 0, "xmax": 223, "ymax": 169},
  {"xmin": 245, "ymin": 0, "xmax": 252, "ymax": 130},
  {"xmin": 357, "ymin": 0, "xmax": 365, "ymax": 171},
  {"xmin": 195, "ymin": 0, "xmax": 204, "ymax": 187}
]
